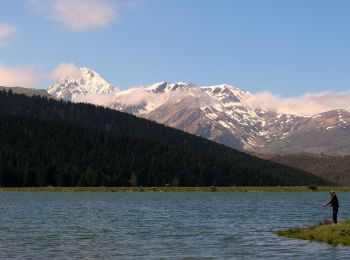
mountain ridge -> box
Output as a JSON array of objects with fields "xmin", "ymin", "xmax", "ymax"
[{"xmin": 45, "ymin": 68, "xmax": 350, "ymax": 155}]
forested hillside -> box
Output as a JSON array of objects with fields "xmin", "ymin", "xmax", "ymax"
[
  {"xmin": 263, "ymin": 153, "xmax": 350, "ymax": 185},
  {"xmin": 0, "ymin": 90, "xmax": 330, "ymax": 186}
]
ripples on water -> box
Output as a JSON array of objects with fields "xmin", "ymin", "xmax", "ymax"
[{"xmin": 0, "ymin": 192, "xmax": 350, "ymax": 259}]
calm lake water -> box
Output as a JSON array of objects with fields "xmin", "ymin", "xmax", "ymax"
[{"xmin": 0, "ymin": 192, "xmax": 350, "ymax": 259}]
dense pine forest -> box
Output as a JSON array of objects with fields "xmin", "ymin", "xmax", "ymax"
[{"xmin": 0, "ymin": 90, "xmax": 330, "ymax": 186}]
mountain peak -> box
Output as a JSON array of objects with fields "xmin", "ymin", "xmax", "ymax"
[
  {"xmin": 48, "ymin": 67, "xmax": 118, "ymax": 100},
  {"xmin": 202, "ymin": 83, "xmax": 249, "ymax": 93},
  {"xmin": 80, "ymin": 67, "xmax": 94, "ymax": 73},
  {"xmin": 202, "ymin": 84, "xmax": 252, "ymax": 103},
  {"xmin": 146, "ymin": 81, "xmax": 168, "ymax": 93},
  {"xmin": 80, "ymin": 67, "xmax": 99, "ymax": 77},
  {"xmin": 146, "ymin": 81, "xmax": 194, "ymax": 93}
]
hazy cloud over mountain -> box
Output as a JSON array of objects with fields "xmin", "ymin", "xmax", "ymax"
[
  {"xmin": 243, "ymin": 91, "xmax": 350, "ymax": 116},
  {"xmin": 48, "ymin": 63, "xmax": 81, "ymax": 80},
  {"xmin": 74, "ymin": 93, "xmax": 118, "ymax": 107}
]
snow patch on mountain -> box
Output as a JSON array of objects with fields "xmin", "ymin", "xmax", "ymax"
[{"xmin": 47, "ymin": 67, "xmax": 118, "ymax": 101}]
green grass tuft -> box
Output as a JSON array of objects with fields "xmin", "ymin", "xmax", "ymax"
[{"xmin": 278, "ymin": 219, "xmax": 350, "ymax": 246}]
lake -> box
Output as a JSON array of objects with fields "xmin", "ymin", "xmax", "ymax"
[{"xmin": 0, "ymin": 192, "xmax": 350, "ymax": 259}]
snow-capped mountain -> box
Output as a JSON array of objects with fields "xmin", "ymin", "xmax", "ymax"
[
  {"xmin": 47, "ymin": 67, "xmax": 118, "ymax": 100},
  {"xmin": 259, "ymin": 109, "xmax": 350, "ymax": 155},
  {"xmin": 47, "ymin": 68, "xmax": 350, "ymax": 155}
]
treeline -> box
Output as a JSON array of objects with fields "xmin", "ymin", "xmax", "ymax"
[{"xmin": 0, "ymin": 90, "xmax": 330, "ymax": 186}]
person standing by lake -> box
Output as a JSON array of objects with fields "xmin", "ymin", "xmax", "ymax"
[{"xmin": 323, "ymin": 191, "xmax": 339, "ymax": 224}]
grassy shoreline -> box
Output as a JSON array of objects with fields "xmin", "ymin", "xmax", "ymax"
[
  {"xmin": 278, "ymin": 219, "xmax": 350, "ymax": 246},
  {"xmin": 1, "ymin": 186, "xmax": 350, "ymax": 192}
]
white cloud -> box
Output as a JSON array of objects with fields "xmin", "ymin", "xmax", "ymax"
[
  {"xmin": 243, "ymin": 90, "xmax": 350, "ymax": 116},
  {"xmin": 48, "ymin": 62, "xmax": 81, "ymax": 80},
  {"xmin": 75, "ymin": 93, "xmax": 118, "ymax": 107},
  {"xmin": 0, "ymin": 23, "xmax": 16, "ymax": 47},
  {"xmin": 28, "ymin": 0, "xmax": 117, "ymax": 31},
  {"xmin": 0, "ymin": 23, "xmax": 16, "ymax": 38},
  {"xmin": 0, "ymin": 62, "xmax": 82, "ymax": 88},
  {"xmin": 0, "ymin": 64, "xmax": 39, "ymax": 88},
  {"xmin": 74, "ymin": 87, "xmax": 150, "ymax": 108},
  {"xmin": 116, "ymin": 87, "xmax": 155, "ymax": 105}
]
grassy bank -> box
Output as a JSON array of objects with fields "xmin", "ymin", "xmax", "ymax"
[
  {"xmin": 278, "ymin": 219, "xmax": 350, "ymax": 246},
  {"xmin": 1, "ymin": 186, "xmax": 350, "ymax": 192}
]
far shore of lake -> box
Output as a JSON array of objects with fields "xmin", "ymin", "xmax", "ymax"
[{"xmin": 1, "ymin": 186, "xmax": 350, "ymax": 192}]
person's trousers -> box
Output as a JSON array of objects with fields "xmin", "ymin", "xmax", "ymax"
[{"xmin": 333, "ymin": 207, "xmax": 338, "ymax": 223}]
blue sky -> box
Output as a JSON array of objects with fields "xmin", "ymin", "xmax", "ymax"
[{"xmin": 1, "ymin": 0, "xmax": 350, "ymax": 96}]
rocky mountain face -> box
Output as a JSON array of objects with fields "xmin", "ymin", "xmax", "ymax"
[
  {"xmin": 47, "ymin": 68, "xmax": 118, "ymax": 101},
  {"xmin": 259, "ymin": 109, "xmax": 350, "ymax": 155},
  {"xmin": 47, "ymin": 68, "xmax": 350, "ymax": 155}
]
